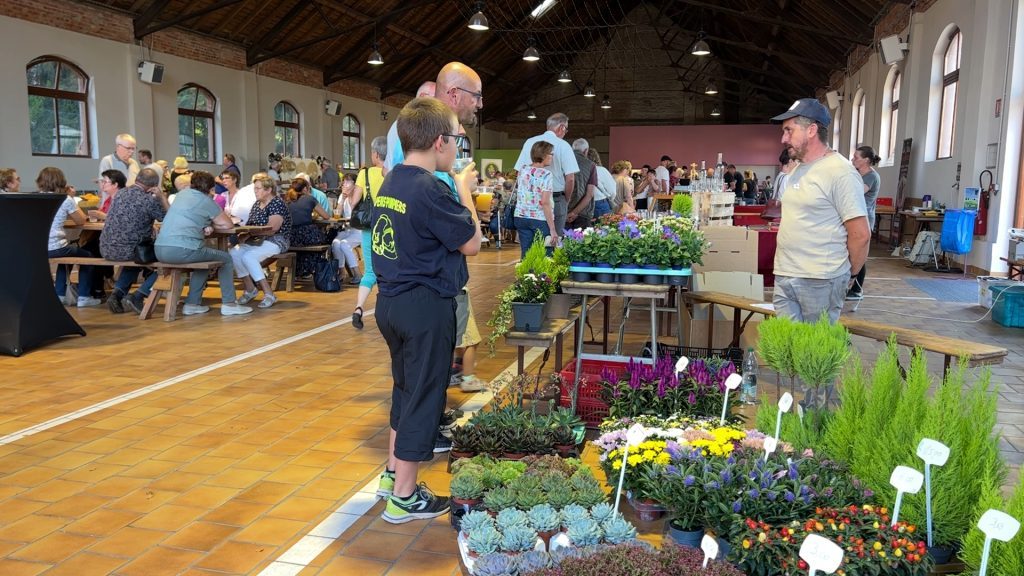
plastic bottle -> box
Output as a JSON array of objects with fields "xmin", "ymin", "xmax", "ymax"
[{"xmin": 740, "ymin": 347, "xmax": 759, "ymax": 404}]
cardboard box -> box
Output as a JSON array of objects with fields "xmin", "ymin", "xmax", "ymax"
[
  {"xmin": 683, "ymin": 271, "xmax": 766, "ymax": 349},
  {"xmin": 979, "ymin": 276, "xmax": 1023, "ymax": 309},
  {"xmin": 696, "ymin": 226, "xmax": 759, "ymax": 274}
]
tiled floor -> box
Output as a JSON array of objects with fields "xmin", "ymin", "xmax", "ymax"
[{"xmin": 0, "ymin": 241, "xmax": 1021, "ymax": 574}]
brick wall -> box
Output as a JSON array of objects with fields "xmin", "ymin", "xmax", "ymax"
[{"xmin": 0, "ymin": 0, "xmax": 409, "ymax": 108}]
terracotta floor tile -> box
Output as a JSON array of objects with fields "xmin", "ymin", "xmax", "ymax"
[
  {"xmin": 408, "ymin": 525, "xmax": 460, "ymax": 555},
  {"xmin": 193, "ymin": 540, "xmax": 275, "ymax": 573},
  {"xmin": 342, "ymin": 529, "xmax": 415, "ymax": 562},
  {"xmin": 9, "ymin": 531, "xmax": 98, "ymax": 563},
  {"xmin": 64, "ymin": 508, "xmax": 142, "ymax": 537},
  {"xmin": 317, "ymin": 555, "xmax": 391, "ymax": 576},
  {"xmin": 77, "ymin": 438, "xmax": 125, "ymax": 456},
  {"xmin": 263, "ymin": 464, "xmax": 323, "ymax": 485},
  {"xmin": 95, "ymin": 448, "xmax": 160, "ymax": 467},
  {"xmin": 266, "ymin": 496, "xmax": 336, "ymax": 522},
  {"xmin": 38, "ymin": 493, "xmax": 110, "ymax": 519},
  {"xmin": 118, "ymin": 459, "xmax": 179, "ymax": 480},
  {"xmin": 2, "ymin": 466, "xmax": 63, "ymax": 488},
  {"xmin": 162, "ymin": 521, "xmax": 240, "ymax": 552},
  {"xmin": 366, "ymin": 516, "xmax": 431, "ymax": 536},
  {"xmin": 205, "ymin": 467, "xmax": 268, "ymax": 489},
  {"xmin": 179, "ymin": 456, "xmax": 236, "ymax": 475},
  {"xmin": 0, "ymin": 514, "xmax": 68, "ymax": 542},
  {"xmin": 130, "ymin": 504, "xmax": 206, "ymax": 531},
  {"xmin": 341, "ymin": 447, "xmax": 390, "ymax": 466},
  {"xmin": 0, "ymin": 498, "xmax": 47, "ymax": 524},
  {"xmin": 152, "ymin": 445, "xmax": 210, "ymax": 464},
  {"xmin": 60, "ymin": 463, "xmax": 128, "ymax": 484},
  {"xmin": 0, "ymin": 559, "xmax": 50, "ymax": 576},
  {"xmin": 235, "ymin": 481, "xmax": 297, "ymax": 504},
  {"xmin": 293, "ymin": 477, "xmax": 356, "ymax": 501},
  {"xmin": 41, "ymin": 552, "xmax": 127, "ymax": 576},
  {"xmin": 146, "ymin": 471, "xmax": 209, "ymax": 493},
  {"xmin": 168, "ymin": 484, "xmax": 239, "ymax": 509},
  {"xmin": 83, "ymin": 476, "xmax": 148, "ymax": 499},
  {"xmin": 37, "ymin": 450, "xmax": 102, "ymax": 471},
  {"xmin": 86, "ymin": 526, "xmax": 168, "ymax": 557},
  {"xmin": 236, "ymin": 452, "xmax": 284, "ymax": 472},
  {"xmin": 233, "ymin": 516, "xmax": 307, "ymax": 546},
  {"xmin": 384, "ymin": 550, "xmax": 460, "ymax": 576},
  {"xmin": 107, "ymin": 488, "xmax": 179, "ymax": 513},
  {"xmin": 201, "ymin": 499, "xmax": 273, "ymax": 526},
  {"xmin": 20, "ymin": 439, "xmax": 78, "ymax": 458},
  {"xmin": 114, "ymin": 545, "xmax": 203, "ymax": 576},
  {"xmin": 322, "ymin": 462, "xmax": 378, "ymax": 483}
]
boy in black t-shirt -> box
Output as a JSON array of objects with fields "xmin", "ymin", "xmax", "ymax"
[{"xmin": 372, "ymin": 97, "xmax": 482, "ymax": 524}]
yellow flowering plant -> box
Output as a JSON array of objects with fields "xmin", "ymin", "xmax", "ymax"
[{"xmin": 599, "ymin": 439, "xmax": 672, "ymax": 495}]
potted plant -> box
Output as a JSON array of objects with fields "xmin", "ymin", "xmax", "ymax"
[
  {"xmin": 562, "ymin": 228, "xmax": 596, "ymax": 281},
  {"xmin": 602, "ymin": 515, "xmax": 638, "ymax": 545},
  {"xmin": 450, "ymin": 472, "xmax": 485, "ymax": 508},
  {"xmin": 459, "ymin": 509, "xmax": 494, "ymax": 539},
  {"xmin": 466, "ymin": 524, "xmax": 502, "ymax": 557},
  {"xmin": 473, "ymin": 553, "xmax": 518, "ymax": 576},
  {"xmin": 527, "ymin": 504, "xmax": 561, "ymax": 549},
  {"xmin": 546, "ymin": 248, "xmax": 573, "ymax": 318},
  {"xmin": 483, "ymin": 485, "xmax": 518, "ymax": 514},
  {"xmin": 449, "ymin": 425, "xmax": 480, "ymax": 459},
  {"xmin": 549, "ymin": 425, "xmax": 577, "ymax": 457},
  {"xmin": 565, "ymin": 517, "xmax": 603, "ymax": 547},
  {"xmin": 518, "ymin": 542, "xmax": 745, "ymax": 576}
]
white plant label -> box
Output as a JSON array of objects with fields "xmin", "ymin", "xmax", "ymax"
[
  {"xmin": 797, "ymin": 402, "xmax": 804, "ymax": 422},
  {"xmin": 799, "ymin": 534, "xmax": 844, "ymax": 575},
  {"xmin": 916, "ymin": 438, "xmax": 950, "ymax": 466},
  {"xmin": 625, "ymin": 423, "xmax": 647, "ymax": 448},
  {"xmin": 701, "ymin": 533, "xmax": 719, "ymax": 568},
  {"xmin": 889, "ymin": 466, "xmax": 924, "ymax": 494},
  {"xmin": 978, "ymin": 509, "xmax": 1021, "ymax": 541},
  {"xmin": 675, "ymin": 356, "xmax": 690, "ymax": 374},
  {"xmin": 719, "ymin": 373, "xmax": 742, "ymax": 426},
  {"xmin": 778, "ymin": 392, "xmax": 793, "ymax": 412},
  {"xmin": 763, "ymin": 436, "xmax": 778, "ymax": 462}
]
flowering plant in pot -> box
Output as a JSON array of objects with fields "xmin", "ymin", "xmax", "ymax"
[
  {"xmin": 731, "ymin": 505, "xmax": 932, "ymax": 576},
  {"xmin": 520, "ymin": 541, "xmax": 745, "ymax": 576},
  {"xmin": 600, "ymin": 355, "xmax": 737, "ymax": 419}
]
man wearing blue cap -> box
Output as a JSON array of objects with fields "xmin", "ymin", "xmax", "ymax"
[{"xmin": 770, "ymin": 98, "xmax": 870, "ymax": 324}]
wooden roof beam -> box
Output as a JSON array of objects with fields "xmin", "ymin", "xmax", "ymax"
[
  {"xmin": 671, "ymin": 0, "xmax": 873, "ymax": 45},
  {"xmin": 133, "ymin": 0, "xmax": 245, "ymax": 39}
]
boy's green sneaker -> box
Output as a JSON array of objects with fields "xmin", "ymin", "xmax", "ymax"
[
  {"xmin": 376, "ymin": 470, "xmax": 395, "ymax": 498},
  {"xmin": 381, "ymin": 483, "xmax": 450, "ymax": 524}
]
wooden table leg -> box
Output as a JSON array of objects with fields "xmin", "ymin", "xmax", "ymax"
[
  {"xmin": 707, "ymin": 303, "xmax": 716, "ymax": 349},
  {"xmin": 555, "ymin": 333, "xmax": 564, "ymax": 374},
  {"xmin": 517, "ymin": 347, "xmax": 525, "ymax": 376},
  {"xmin": 602, "ymin": 296, "xmax": 610, "ymax": 354},
  {"xmin": 732, "ymin": 307, "xmax": 741, "ymax": 348}
]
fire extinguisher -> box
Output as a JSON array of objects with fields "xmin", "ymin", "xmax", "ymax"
[{"xmin": 976, "ymin": 170, "xmax": 994, "ymax": 237}]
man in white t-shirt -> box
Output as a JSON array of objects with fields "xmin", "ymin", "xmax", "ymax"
[
  {"xmin": 654, "ymin": 155, "xmax": 672, "ymax": 195},
  {"xmin": 515, "ymin": 113, "xmax": 579, "ymax": 236},
  {"xmin": 771, "ymin": 98, "xmax": 870, "ymax": 324}
]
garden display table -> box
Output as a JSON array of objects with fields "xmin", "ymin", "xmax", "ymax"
[{"xmin": 561, "ymin": 281, "xmax": 679, "ymax": 411}]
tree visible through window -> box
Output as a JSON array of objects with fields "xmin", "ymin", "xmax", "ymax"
[
  {"xmin": 938, "ymin": 29, "xmax": 961, "ymax": 159},
  {"xmin": 274, "ymin": 101, "xmax": 300, "ymax": 157},
  {"xmin": 178, "ymin": 83, "xmax": 216, "ymax": 162},
  {"xmin": 341, "ymin": 114, "xmax": 360, "ymax": 170},
  {"xmin": 887, "ymin": 71, "xmax": 901, "ymax": 163},
  {"xmin": 27, "ymin": 56, "xmax": 90, "ymax": 157}
]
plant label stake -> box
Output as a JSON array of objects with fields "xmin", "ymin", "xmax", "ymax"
[
  {"xmin": 763, "ymin": 436, "xmax": 778, "ymax": 463},
  {"xmin": 888, "ymin": 465, "xmax": 924, "ymax": 526},
  {"xmin": 701, "ymin": 533, "xmax": 719, "ymax": 568},
  {"xmin": 799, "ymin": 533, "xmax": 843, "ymax": 575},
  {"xmin": 613, "ymin": 423, "xmax": 648, "ymax": 518},
  {"xmin": 719, "ymin": 373, "xmax": 742, "ymax": 426},
  {"xmin": 797, "ymin": 403, "xmax": 804, "ymax": 423},
  {"xmin": 915, "ymin": 438, "xmax": 950, "ymax": 547},
  {"xmin": 774, "ymin": 392, "xmax": 793, "ymax": 441},
  {"xmin": 977, "ymin": 509, "xmax": 1021, "ymax": 576},
  {"xmin": 675, "ymin": 356, "xmax": 690, "ymax": 374}
]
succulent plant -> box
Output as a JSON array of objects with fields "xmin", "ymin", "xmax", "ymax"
[
  {"xmin": 450, "ymin": 472, "xmax": 485, "ymax": 500},
  {"xmin": 539, "ymin": 471, "xmax": 568, "ymax": 494},
  {"xmin": 569, "ymin": 470, "xmax": 597, "ymax": 491},
  {"xmin": 523, "ymin": 454, "xmax": 576, "ymax": 478},
  {"xmin": 484, "ymin": 486, "xmax": 518, "ymax": 512},
  {"xmin": 566, "ymin": 517, "xmax": 603, "ymax": 547},
  {"xmin": 500, "ymin": 524, "xmax": 538, "ymax": 553},
  {"xmin": 560, "ymin": 503, "xmax": 590, "ymax": 525},
  {"xmin": 460, "ymin": 509, "xmax": 495, "ymax": 534},
  {"xmin": 515, "ymin": 487, "xmax": 547, "ymax": 510},
  {"xmin": 523, "ymin": 427, "xmax": 552, "ymax": 454},
  {"xmin": 548, "ymin": 425, "xmax": 577, "ymax": 447},
  {"xmin": 450, "ymin": 425, "xmax": 481, "ymax": 453},
  {"xmin": 507, "ymin": 473, "xmax": 542, "ymax": 494},
  {"xmin": 481, "ymin": 468, "xmax": 505, "ymax": 490},
  {"xmin": 501, "ymin": 427, "xmax": 529, "ymax": 454},
  {"xmin": 473, "ymin": 552, "xmax": 517, "ymax": 576},
  {"xmin": 549, "ymin": 545, "xmax": 585, "ymax": 564},
  {"xmin": 547, "ymin": 405, "xmax": 584, "ymax": 429},
  {"xmin": 574, "ymin": 485, "xmax": 608, "ymax": 508},
  {"xmin": 516, "ymin": 549, "xmax": 551, "ymax": 572},
  {"xmin": 546, "ymin": 484, "xmax": 574, "ymax": 510},
  {"xmin": 478, "ymin": 432, "xmax": 505, "ymax": 456},
  {"xmin": 467, "ymin": 525, "xmax": 503, "ymax": 556},
  {"xmin": 589, "ymin": 502, "xmax": 615, "ymax": 524},
  {"xmin": 527, "ymin": 503, "xmax": 561, "ymax": 533},
  {"xmin": 601, "ymin": 516, "xmax": 637, "ymax": 545},
  {"xmin": 495, "ymin": 508, "xmax": 530, "ymax": 530}
]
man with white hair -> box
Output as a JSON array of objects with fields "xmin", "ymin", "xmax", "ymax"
[
  {"xmin": 514, "ymin": 113, "xmax": 579, "ymax": 236},
  {"xmin": 98, "ymin": 133, "xmax": 141, "ymax": 195},
  {"xmin": 566, "ymin": 138, "xmax": 597, "ymax": 229}
]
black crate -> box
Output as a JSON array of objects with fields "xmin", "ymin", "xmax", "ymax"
[{"xmin": 640, "ymin": 341, "xmax": 744, "ymax": 366}]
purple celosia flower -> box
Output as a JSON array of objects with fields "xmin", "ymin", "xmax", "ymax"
[{"xmin": 688, "ymin": 392, "xmax": 696, "ymax": 405}]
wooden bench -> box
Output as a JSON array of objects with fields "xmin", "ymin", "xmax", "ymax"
[
  {"xmin": 263, "ymin": 252, "xmax": 295, "ymax": 292},
  {"xmin": 288, "ymin": 245, "xmax": 330, "ymax": 253},
  {"xmin": 50, "ymin": 257, "xmax": 222, "ymax": 322},
  {"xmin": 680, "ymin": 290, "xmax": 1008, "ymax": 371}
]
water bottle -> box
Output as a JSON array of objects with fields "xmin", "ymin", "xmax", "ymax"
[{"xmin": 740, "ymin": 348, "xmax": 759, "ymax": 404}]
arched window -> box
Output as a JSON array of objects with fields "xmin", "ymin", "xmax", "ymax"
[
  {"xmin": 274, "ymin": 101, "xmax": 301, "ymax": 157},
  {"xmin": 849, "ymin": 89, "xmax": 866, "ymax": 158},
  {"xmin": 879, "ymin": 67, "xmax": 901, "ymax": 164},
  {"xmin": 831, "ymin": 104, "xmax": 842, "ymax": 151},
  {"xmin": 937, "ymin": 28, "xmax": 961, "ymax": 158},
  {"xmin": 341, "ymin": 114, "xmax": 361, "ymax": 170},
  {"xmin": 178, "ymin": 83, "xmax": 216, "ymax": 163},
  {"xmin": 26, "ymin": 56, "xmax": 90, "ymax": 157}
]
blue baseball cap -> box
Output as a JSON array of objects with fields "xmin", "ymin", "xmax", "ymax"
[{"xmin": 771, "ymin": 98, "xmax": 831, "ymax": 127}]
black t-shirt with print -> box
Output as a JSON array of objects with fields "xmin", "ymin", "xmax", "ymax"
[{"xmin": 371, "ymin": 164, "xmax": 475, "ymax": 298}]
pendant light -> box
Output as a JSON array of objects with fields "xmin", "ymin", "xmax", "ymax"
[
  {"xmin": 468, "ymin": 2, "xmax": 489, "ymax": 31},
  {"xmin": 710, "ymin": 106, "xmax": 721, "ymax": 117},
  {"xmin": 691, "ymin": 32, "xmax": 711, "ymax": 56},
  {"xmin": 527, "ymin": 109, "xmax": 537, "ymax": 119},
  {"xmin": 600, "ymin": 95, "xmax": 611, "ymax": 109},
  {"xmin": 523, "ymin": 44, "xmax": 541, "ymax": 61},
  {"xmin": 704, "ymin": 83, "xmax": 718, "ymax": 95},
  {"xmin": 557, "ymin": 69, "xmax": 572, "ymax": 83},
  {"xmin": 367, "ymin": 43, "xmax": 383, "ymax": 65},
  {"xmin": 583, "ymin": 83, "xmax": 595, "ymax": 97}
]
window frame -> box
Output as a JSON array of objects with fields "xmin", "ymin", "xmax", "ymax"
[
  {"xmin": 849, "ymin": 89, "xmax": 866, "ymax": 159},
  {"xmin": 26, "ymin": 56, "xmax": 91, "ymax": 158},
  {"xmin": 177, "ymin": 83, "xmax": 217, "ymax": 163},
  {"xmin": 937, "ymin": 29, "xmax": 961, "ymax": 159},
  {"xmin": 274, "ymin": 101, "xmax": 301, "ymax": 157},
  {"xmin": 341, "ymin": 114, "xmax": 361, "ymax": 170},
  {"xmin": 831, "ymin": 104, "xmax": 842, "ymax": 151},
  {"xmin": 887, "ymin": 71, "xmax": 901, "ymax": 164}
]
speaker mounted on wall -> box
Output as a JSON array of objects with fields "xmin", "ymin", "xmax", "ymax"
[
  {"xmin": 325, "ymin": 100, "xmax": 342, "ymax": 116},
  {"xmin": 137, "ymin": 61, "xmax": 164, "ymax": 85},
  {"xmin": 826, "ymin": 90, "xmax": 843, "ymax": 110},
  {"xmin": 880, "ymin": 35, "xmax": 909, "ymax": 65}
]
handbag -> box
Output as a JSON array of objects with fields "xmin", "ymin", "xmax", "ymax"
[
  {"xmin": 313, "ymin": 256, "xmax": 342, "ymax": 292},
  {"xmin": 350, "ymin": 167, "xmax": 374, "ymax": 230},
  {"xmin": 133, "ymin": 238, "xmax": 157, "ymax": 264}
]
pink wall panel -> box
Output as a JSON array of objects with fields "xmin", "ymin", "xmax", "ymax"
[{"xmin": 609, "ymin": 125, "xmax": 785, "ymax": 168}]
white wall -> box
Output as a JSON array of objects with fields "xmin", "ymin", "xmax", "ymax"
[
  {"xmin": 827, "ymin": 0, "xmax": 1021, "ymax": 273},
  {"xmin": 0, "ymin": 14, "xmax": 403, "ymax": 192}
]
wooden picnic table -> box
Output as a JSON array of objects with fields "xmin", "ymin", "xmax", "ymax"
[{"xmin": 64, "ymin": 221, "xmax": 272, "ymax": 251}]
